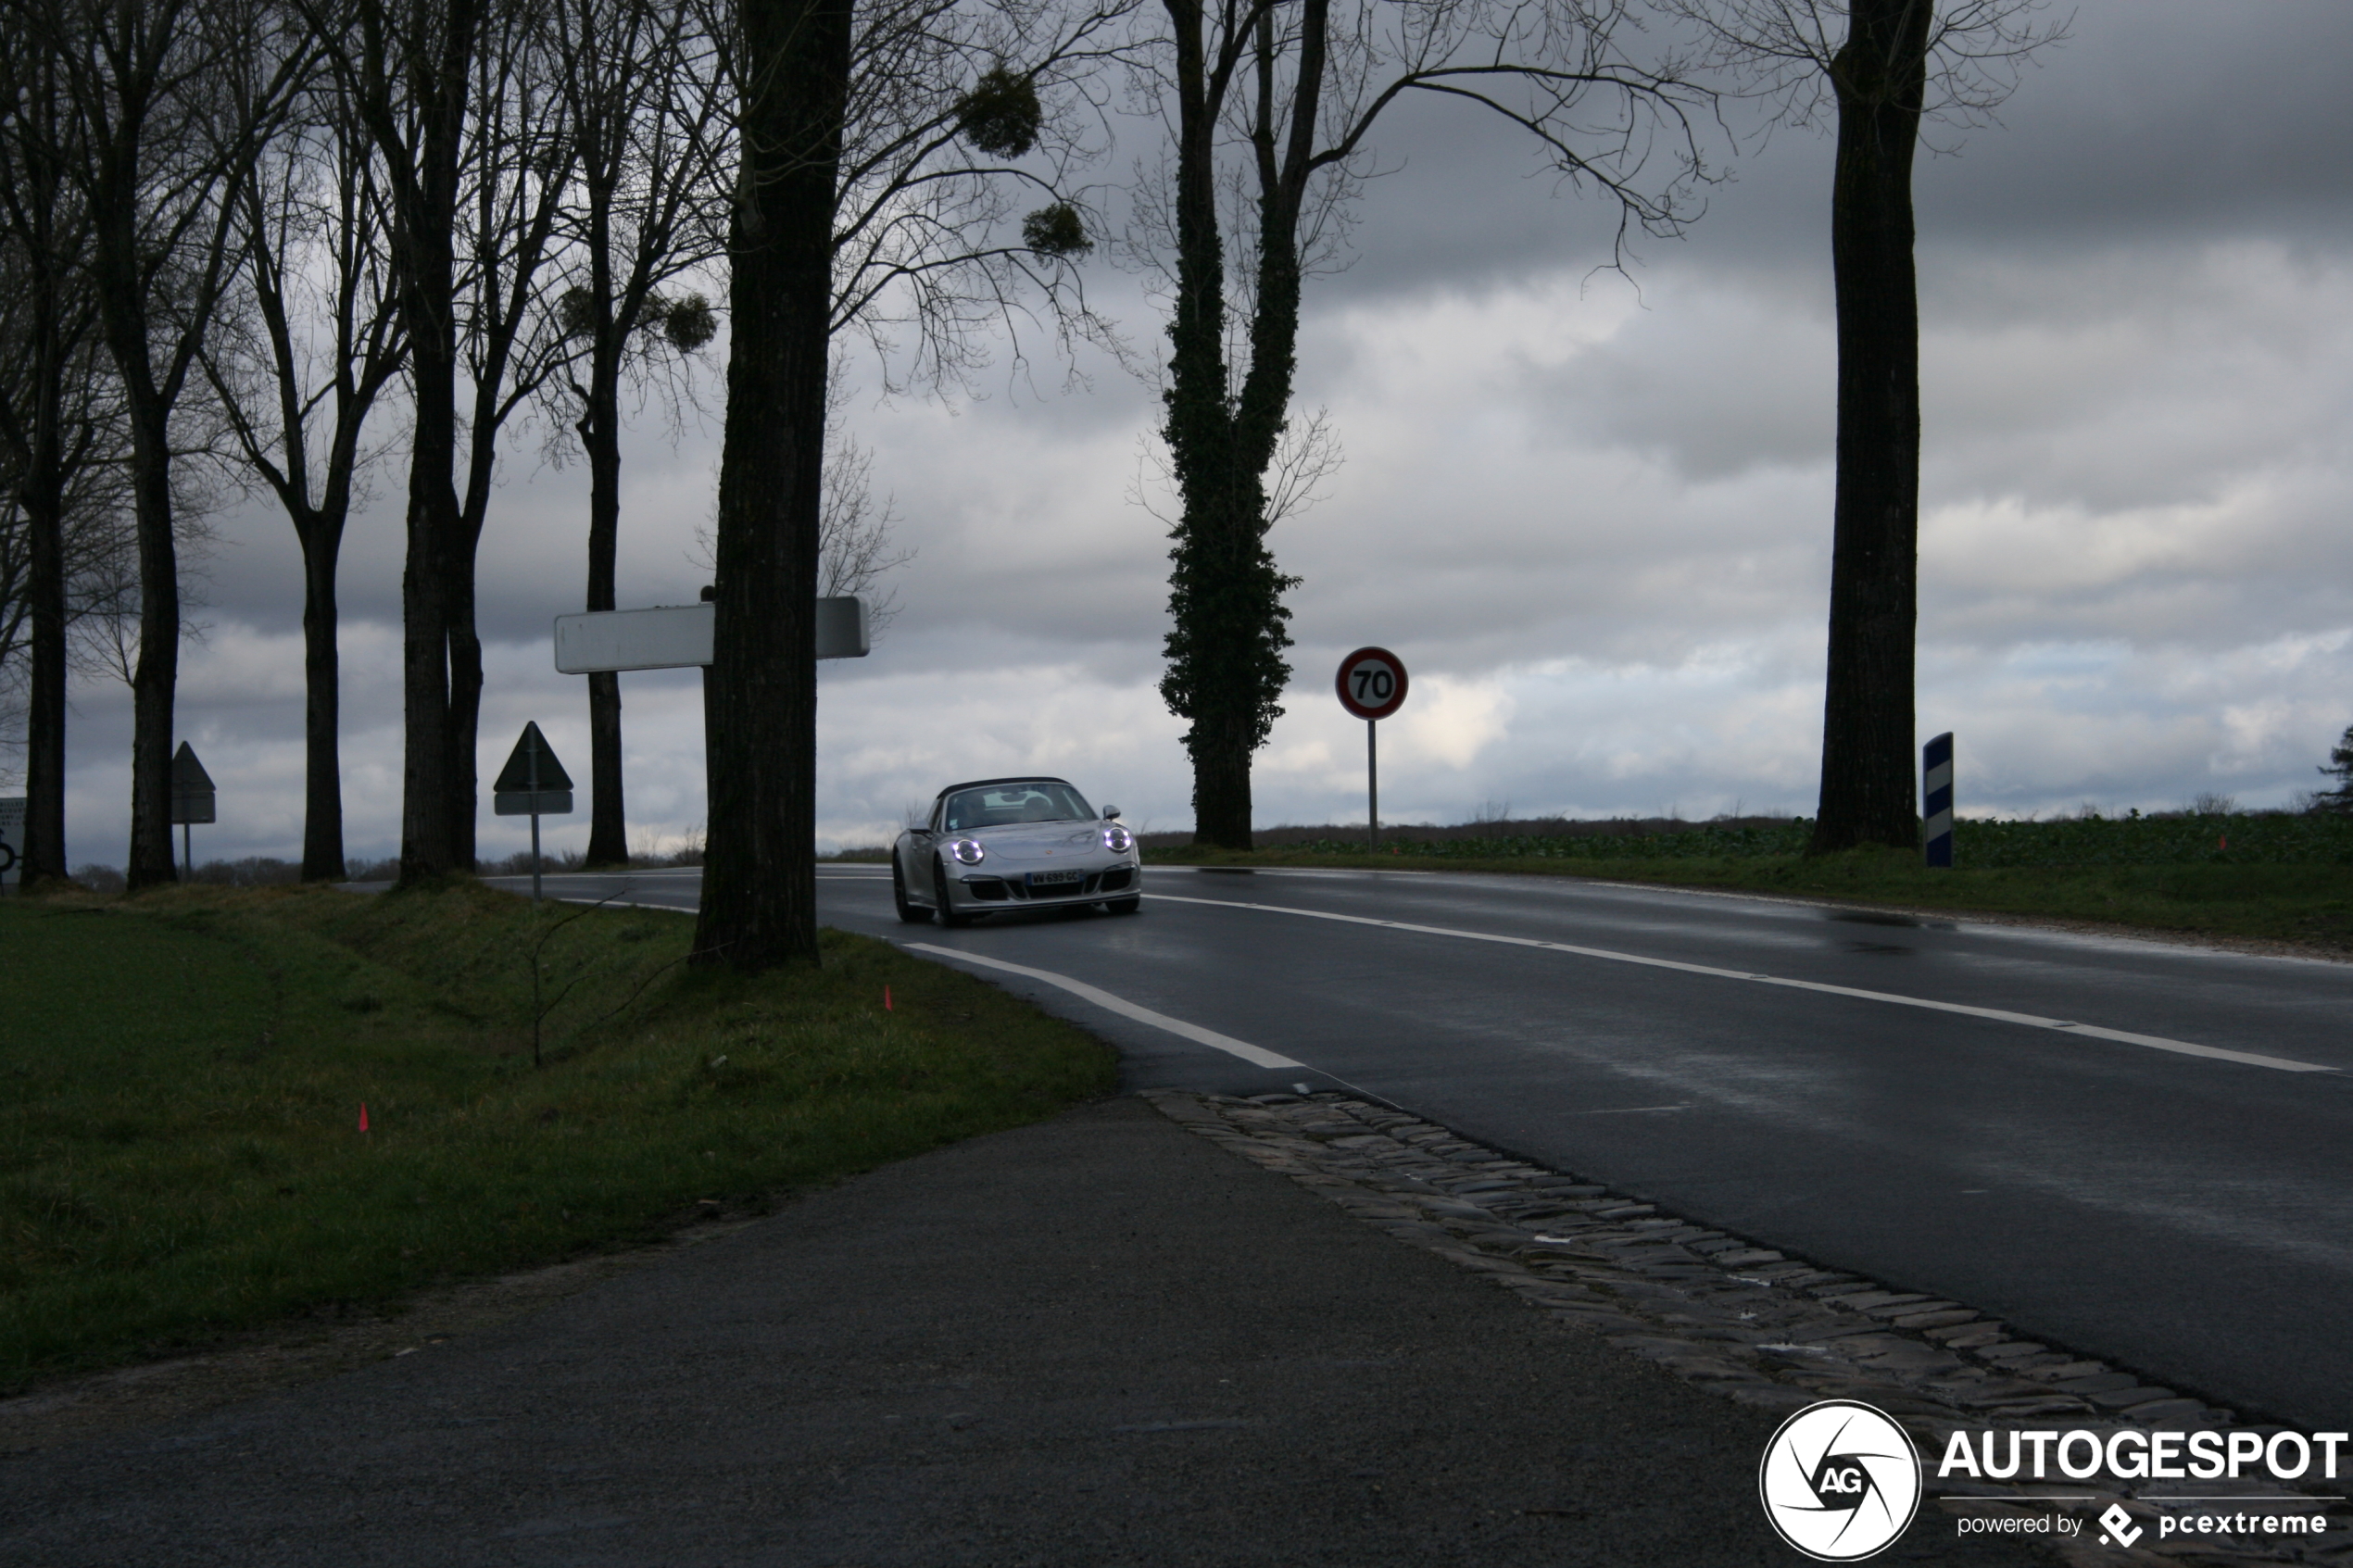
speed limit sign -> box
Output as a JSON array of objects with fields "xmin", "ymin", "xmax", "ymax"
[
  {"xmin": 1335, "ymin": 647, "xmax": 1406, "ymax": 848},
  {"xmin": 1335, "ymin": 646, "xmax": 1408, "ymax": 721}
]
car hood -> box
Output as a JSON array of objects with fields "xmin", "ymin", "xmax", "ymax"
[{"xmin": 965, "ymin": 822, "xmax": 1115, "ymax": 859}]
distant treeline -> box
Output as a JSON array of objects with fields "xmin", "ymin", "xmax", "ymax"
[{"xmin": 1139, "ymin": 809, "xmax": 2353, "ymax": 867}]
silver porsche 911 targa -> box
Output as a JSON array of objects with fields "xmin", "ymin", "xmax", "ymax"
[{"xmin": 893, "ymin": 776, "xmax": 1141, "ymax": 925}]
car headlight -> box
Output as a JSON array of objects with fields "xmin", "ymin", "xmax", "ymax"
[
  {"xmin": 950, "ymin": 838, "xmax": 986, "ymax": 865},
  {"xmin": 1103, "ymin": 825, "xmax": 1133, "ymax": 853}
]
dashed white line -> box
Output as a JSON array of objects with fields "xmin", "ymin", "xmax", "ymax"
[
  {"xmin": 1144, "ymin": 893, "xmax": 2335, "ymax": 1074},
  {"xmin": 903, "ymin": 942, "xmax": 1302, "ymax": 1070}
]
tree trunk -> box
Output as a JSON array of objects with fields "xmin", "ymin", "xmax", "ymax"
[
  {"xmin": 88, "ymin": 187, "xmax": 181, "ymax": 888},
  {"xmin": 1809, "ymin": 0, "xmax": 1929, "ymax": 856},
  {"xmin": 19, "ymin": 468, "xmax": 69, "ymax": 888},
  {"xmin": 445, "ymin": 572, "xmax": 483, "ymax": 870},
  {"xmin": 585, "ymin": 668, "xmax": 624, "ymax": 862},
  {"xmin": 120, "ymin": 388, "xmax": 180, "ymax": 888},
  {"xmin": 17, "ymin": 276, "xmax": 71, "ymax": 889},
  {"xmin": 581, "ymin": 188, "xmax": 628, "ymax": 868},
  {"xmin": 692, "ymin": 0, "xmax": 850, "ymax": 972},
  {"xmin": 390, "ymin": 0, "xmax": 482, "ymax": 886},
  {"xmin": 296, "ymin": 513, "xmax": 347, "ymax": 881},
  {"xmin": 398, "ymin": 357, "xmax": 458, "ymax": 884}
]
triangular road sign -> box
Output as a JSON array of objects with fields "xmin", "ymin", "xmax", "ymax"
[
  {"xmin": 170, "ymin": 741, "xmax": 217, "ymax": 824},
  {"xmin": 171, "ymin": 741, "xmax": 215, "ymax": 792},
  {"xmin": 493, "ymin": 721, "xmax": 573, "ymax": 794}
]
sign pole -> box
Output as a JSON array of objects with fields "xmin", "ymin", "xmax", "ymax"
[
  {"xmin": 493, "ymin": 723, "xmax": 575, "ymax": 891},
  {"xmin": 169, "ymin": 743, "xmax": 216, "ymax": 882},
  {"xmin": 1335, "ymin": 647, "xmax": 1408, "ymax": 850},
  {"xmin": 528, "ymin": 743, "xmax": 543, "ymax": 905}
]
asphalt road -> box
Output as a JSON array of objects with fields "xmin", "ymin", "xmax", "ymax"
[
  {"xmin": 21, "ymin": 1098, "xmax": 2062, "ymax": 1568},
  {"xmin": 504, "ymin": 862, "xmax": 2353, "ymax": 1434}
]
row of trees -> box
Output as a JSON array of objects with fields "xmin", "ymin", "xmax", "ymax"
[
  {"xmin": 3, "ymin": 0, "xmax": 2055, "ymax": 972},
  {"xmin": 0, "ymin": 0, "xmax": 1114, "ymax": 918}
]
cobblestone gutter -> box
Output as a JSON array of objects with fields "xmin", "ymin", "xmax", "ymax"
[{"xmin": 1145, "ymin": 1089, "xmax": 2353, "ymax": 1568}]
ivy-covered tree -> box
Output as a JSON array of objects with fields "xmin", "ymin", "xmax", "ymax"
[{"xmin": 1141, "ymin": 0, "xmax": 1711, "ymax": 848}]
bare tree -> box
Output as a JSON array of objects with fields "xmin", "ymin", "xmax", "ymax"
[
  {"xmin": 201, "ymin": 73, "xmax": 407, "ymax": 883},
  {"xmin": 34, "ymin": 0, "xmax": 307, "ymax": 886},
  {"xmin": 307, "ymin": 0, "xmax": 482, "ymax": 884},
  {"xmin": 65, "ymin": 483, "xmax": 218, "ymax": 692},
  {"xmin": 0, "ymin": 35, "xmax": 117, "ymax": 885},
  {"xmin": 1137, "ymin": 0, "xmax": 1713, "ymax": 848},
  {"xmin": 310, "ymin": 0, "xmax": 576, "ymax": 882},
  {"xmin": 695, "ymin": 0, "xmax": 1135, "ymax": 972},
  {"xmin": 1667, "ymin": 0, "xmax": 2060, "ymax": 854},
  {"xmin": 445, "ymin": 0, "xmax": 576, "ymax": 870},
  {"xmin": 815, "ymin": 433, "xmax": 914, "ymax": 635},
  {"xmin": 694, "ymin": 378, "xmax": 920, "ymax": 637},
  {"xmin": 544, "ymin": 0, "xmax": 728, "ymax": 868}
]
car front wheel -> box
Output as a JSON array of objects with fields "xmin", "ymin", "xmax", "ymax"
[
  {"xmin": 892, "ymin": 855, "xmax": 926, "ymax": 923},
  {"xmin": 934, "ymin": 858, "xmax": 971, "ymax": 927}
]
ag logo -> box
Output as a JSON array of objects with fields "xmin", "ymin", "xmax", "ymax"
[{"xmin": 1759, "ymin": 1399, "xmax": 1922, "ymax": 1561}]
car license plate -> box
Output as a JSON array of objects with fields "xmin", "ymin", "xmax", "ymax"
[{"xmin": 1029, "ymin": 870, "xmax": 1083, "ymax": 888}]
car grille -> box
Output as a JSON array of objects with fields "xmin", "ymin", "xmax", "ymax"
[
  {"xmin": 1097, "ymin": 866, "xmax": 1133, "ymax": 892},
  {"xmin": 1012, "ymin": 872, "xmax": 1098, "ymax": 900}
]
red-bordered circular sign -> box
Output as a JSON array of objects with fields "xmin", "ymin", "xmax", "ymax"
[{"xmin": 1335, "ymin": 646, "xmax": 1408, "ymax": 721}]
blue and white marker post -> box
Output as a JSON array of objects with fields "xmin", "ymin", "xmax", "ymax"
[{"xmin": 1923, "ymin": 732, "xmax": 1955, "ymax": 868}]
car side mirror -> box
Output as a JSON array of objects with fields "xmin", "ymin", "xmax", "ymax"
[{"xmin": 1102, "ymin": 805, "xmax": 1121, "ymax": 821}]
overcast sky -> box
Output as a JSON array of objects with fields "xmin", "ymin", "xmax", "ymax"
[{"xmin": 25, "ymin": 0, "xmax": 2353, "ymax": 867}]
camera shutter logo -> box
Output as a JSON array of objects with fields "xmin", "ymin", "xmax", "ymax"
[{"xmin": 1758, "ymin": 1399, "xmax": 1922, "ymax": 1561}]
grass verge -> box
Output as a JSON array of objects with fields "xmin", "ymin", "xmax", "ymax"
[
  {"xmin": 0, "ymin": 881, "xmax": 1115, "ymax": 1390},
  {"xmin": 1148, "ymin": 839, "xmax": 2353, "ymax": 952}
]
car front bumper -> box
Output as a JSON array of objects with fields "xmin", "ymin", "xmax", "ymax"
[{"xmin": 953, "ymin": 862, "xmax": 1139, "ymax": 905}]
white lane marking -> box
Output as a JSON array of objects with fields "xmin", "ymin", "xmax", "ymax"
[
  {"xmin": 1146, "ymin": 893, "xmax": 2335, "ymax": 1074},
  {"xmin": 903, "ymin": 942, "xmax": 1302, "ymax": 1070}
]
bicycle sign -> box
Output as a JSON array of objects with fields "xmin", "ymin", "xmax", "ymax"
[{"xmin": 1335, "ymin": 646, "xmax": 1408, "ymax": 721}]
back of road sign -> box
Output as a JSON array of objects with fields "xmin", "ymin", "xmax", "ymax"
[
  {"xmin": 171, "ymin": 743, "xmax": 217, "ymax": 824},
  {"xmin": 552, "ymin": 597, "xmax": 870, "ymax": 673},
  {"xmin": 493, "ymin": 721, "xmax": 574, "ymax": 816}
]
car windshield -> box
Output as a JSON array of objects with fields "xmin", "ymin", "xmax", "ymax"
[{"xmin": 939, "ymin": 782, "xmax": 1095, "ymax": 832}]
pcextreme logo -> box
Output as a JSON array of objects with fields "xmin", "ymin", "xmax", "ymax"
[{"xmin": 1759, "ymin": 1400, "xmax": 1924, "ymax": 1562}]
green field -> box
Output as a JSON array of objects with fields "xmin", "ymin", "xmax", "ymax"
[
  {"xmin": 1149, "ymin": 813, "xmax": 2353, "ymax": 950},
  {"xmin": 0, "ymin": 882, "xmax": 1115, "ymax": 1389}
]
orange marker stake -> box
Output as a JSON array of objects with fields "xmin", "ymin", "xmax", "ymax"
[
  {"xmin": 884, "ymin": 985, "xmax": 893, "ymax": 1012},
  {"xmin": 359, "ymin": 1102, "xmax": 371, "ymax": 1133}
]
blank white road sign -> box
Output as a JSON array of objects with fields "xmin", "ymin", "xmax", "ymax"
[{"xmin": 553, "ymin": 597, "xmax": 869, "ymax": 673}]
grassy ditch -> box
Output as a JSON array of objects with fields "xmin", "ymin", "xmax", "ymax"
[
  {"xmin": 0, "ymin": 881, "xmax": 1114, "ymax": 1389},
  {"xmin": 1149, "ymin": 814, "xmax": 2353, "ymax": 952}
]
